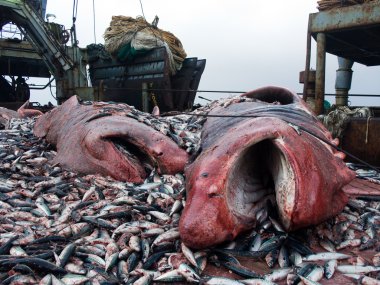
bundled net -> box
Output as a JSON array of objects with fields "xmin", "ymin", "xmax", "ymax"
[
  {"xmin": 104, "ymin": 16, "xmax": 187, "ymax": 75},
  {"xmin": 319, "ymin": 106, "xmax": 372, "ymax": 139},
  {"xmin": 317, "ymin": 0, "xmax": 377, "ymax": 11}
]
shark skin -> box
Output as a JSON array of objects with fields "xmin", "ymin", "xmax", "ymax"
[
  {"xmin": 33, "ymin": 96, "xmax": 189, "ymax": 183},
  {"xmin": 0, "ymin": 100, "xmax": 43, "ymax": 128},
  {"xmin": 179, "ymin": 86, "xmax": 355, "ymax": 249}
]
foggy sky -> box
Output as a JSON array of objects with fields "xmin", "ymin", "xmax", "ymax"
[{"xmin": 30, "ymin": 0, "xmax": 380, "ymax": 106}]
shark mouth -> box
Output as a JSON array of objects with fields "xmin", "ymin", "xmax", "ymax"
[
  {"xmin": 111, "ymin": 137, "xmax": 155, "ymax": 176},
  {"xmin": 226, "ymin": 138, "xmax": 295, "ymax": 230},
  {"xmin": 179, "ymin": 86, "xmax": 356, "ymax": 249}
]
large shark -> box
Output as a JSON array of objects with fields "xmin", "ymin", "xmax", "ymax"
[
  {"xmin": 179, "ymin": 86, "xmax": 356, "ymax": 248},
  {"xmin": 33, "ymin": 96, "xmax": 189, "ymax": 183}
]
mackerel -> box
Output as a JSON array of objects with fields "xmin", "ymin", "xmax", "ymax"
[{"xmin": 303, "ymin": 252, "xmax": 351, "ymax": 261}]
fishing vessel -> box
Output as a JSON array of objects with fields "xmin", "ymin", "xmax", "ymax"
[
  {"xmin": 0, "ymin": 1, "xmax": 379, "ymax": 284},
  {"xmin": 0, "ymin": 0, "xmax": 206, "ymax": 112}
]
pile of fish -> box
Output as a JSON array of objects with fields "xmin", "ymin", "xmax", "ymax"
[{"xmin": 0, "ymin": 112, "xmax": 379, "ymax": 285}]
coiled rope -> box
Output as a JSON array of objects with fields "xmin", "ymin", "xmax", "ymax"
[
  {"xmin": 317, "ymin": 0, "xmax": 376, "ymax": 10},
  {"xmin": 103, "ymin": 16, "xmax": 186, "ymax": 75}
]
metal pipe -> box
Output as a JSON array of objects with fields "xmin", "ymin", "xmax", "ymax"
[
  {"xmin": 28, "ymin": 77, "xmax": 54, "ymax": 90},
  {"xmin": 335, "ymin": 57, "xmax": 354, "ymax": 106},
  {"xmin": 315, "ymin": 33, "xmax": 326, "ymax": 115},
  {"xmin": 303, "ymin": 16, "xmax": 312, "ymax": 102},
  {"xmin": 41, "ymin": 0, "xmax": 47, "ymax": 18}
]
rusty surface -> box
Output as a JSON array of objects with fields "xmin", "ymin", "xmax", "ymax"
[
  {"xmin": 309, "ymin": 2, "xmax": 380, "ymax": 33},
  {"xmin": 308, "ymin": 2, "xmax": 380, "ymax": 66},
  {"xmin": 315, "ymin": 33, "xmax": 326, "ymax": 115},
  {"xmin": 341, "ymin": 117, "xmax": 380, "ymax": 167},
  {"xmin": 180, "ymin": 86, "xmax": 355, "ymax": 249}
]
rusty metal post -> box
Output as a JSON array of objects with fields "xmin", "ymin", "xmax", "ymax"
[
  {"xmin": 142, "ymin": 82, "xmax": 149, "ymax": 112},
  {"xmin": 98, "ymin": 80, "xmax": 104, "ymax": 101},
  {"xmin": 300, "ymin": 70, "xmax": 316, "ymax": 110},
  {"xmin": 303, "ymin": 15, "xmax": 312, "ymax": 102},
  {"xmin": 315, "ymin": 33, "xmax": 326, "ymax": 115}
]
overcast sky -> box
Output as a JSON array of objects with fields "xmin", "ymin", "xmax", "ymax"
[{"xmin": 30, "ymin": 0, "xmax": 380, "ymax": 106}]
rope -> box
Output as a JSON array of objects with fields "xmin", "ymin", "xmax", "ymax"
[
  {"xmin": 319, "ymin": 106, "xmax": 372, "ymax": 139},
  {"xmin": 295, "ymin": 124, "xmax": 379, "ymax": 173},
  {"xmin": 139, "ymin": 0, "xmax": 146, "ymax": 19},
  {"xmin": 49, "ymin": 78, "xmax": 57, "ymax": 101},
  {"xmin": 317, "ymin": 0, "xmax": 376, "ymax": 10},
  {"xmin": 92, "ymin": 0, "xmax": 96, "ymax": 43},
  {"xmin": 72, "ymin": 0, "xmax": 79, "ymax": 22},
  {"xmin": 161, "ymin": 110, "xmax": 380, "ymax": 173},
  {"xmin": 84, "ymin": 86, "xmax": 380, "ymax": 98},
  {"xmin": 103, "ymin": 16, "xmax": 186, "ymax": 74}
]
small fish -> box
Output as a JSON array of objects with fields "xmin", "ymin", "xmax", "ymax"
[
  {"xmin": 222, "ymin": 261, "xmax": 262, "ymax": 279},
  {"xmin": 148, "ymin": 210, "xmax": 171, "ymax": 222},
  {"xmin": 58, "ymin": 243, "xmax": 76, "ymax": 268},
  {"xmin": 289, "ymin": 250, "xmax": 303, "ymax": 266},
  {"xmin": 337, "ymin": 265, "xmax": 380, "ymax": 274},
  {"xmin": 249, "ymin": 233, "xmax": 262, "ymax": 252},
  {"xmin": 61, "ymin": 273, "xmax": 89, "ymax": 285},
  {"xmin": 278, "ymin": 245, "xmax": 289, "ymax": 268},
  {"xmin": 265, "ymin": 249, "xmax": 279, "ymax": 268},
  {"xmin": 126, "ymin": 252, "xmax": 139, "ymax": 273},
  {"xmin": 344, "ymin": 274, "xmax": 380, "ymax": 285},
  {"xmin": 240, "ymin": 279, "xmax": 277, "ymax": 285},
  {"xmin": 318, "ymin": 239, "xmax": 336, "ymax": 252},
  {"xmin": 153, "ymin": 269, "xmax": 185, "ymax": 282},
  {"xmin": 324, "ymin": 259, "xmax": 337, "ymax": 279},
  {"xmin": 1, "ymin": 257, "xmax": 67, "ymax": 274},
  {"xmin": 178, "ymin": 263, "xmax": 200, "ymax": 282},
  {"xmin": 128, "ymin": 235, "xmax": 141, "ymax": 252},
  {"xmin": 9, "ymin": 245, "xmax": 28, "ymax": 256},
  {"xmin": 181, "ymin": 242, "xmax": 197, "ymax": 267},
  {"xmin": 105, "ymin": 252, "xmax": 118, "ymax": 272},
  {"xmin": 202, "ymin": 276, "xmax": 245, "ymax": 285},
  {"xmin": 264, "ymin": 268, "xmax": 292, "ymax": 282},
  {"xmin": 305, "ymin": 265, "xmax": 324, "ymax": 282},
  {"xmin": 152, "ymin": 229, "xmax": 180, "ymax": 246},
  {"xmin": 336, "ymin": 238, "xmax": 361, "ymax": 250},
  {"xmin": 141, "ymin": 238, "xmax": 150, "ymax": 263},
  {"xmin": 298, "ymin": 275, "xmax": 322, "ymax": 285},
  {"xmin": 133, "ymin": 274, "xmax": 153, "ymax": 285},
  {"xmin": 195, "ymin": 251, "xmax": 208, "ymax": 273},
  {"xmin": 303, "ymin": 252, "xmax": 351, "ymax": 261},
  {"xmin": 259, "ymin": 234, "xmax": 286, "ymax": 252},
  {"xmin": 85, "ymin": 254, "xmax": 106, "ymax": 267},
  {"xmin": 169, "ymin": 200, "xmax": 183, "ymax": 216}
]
